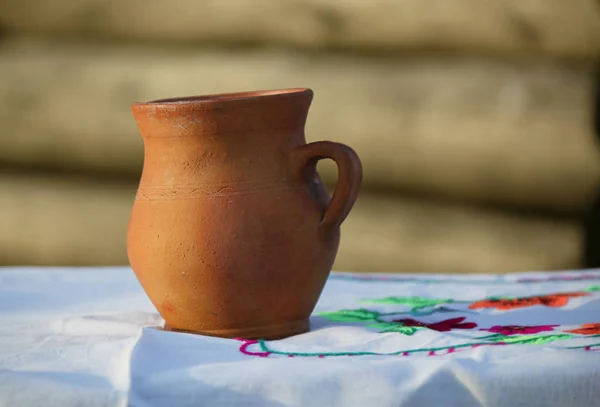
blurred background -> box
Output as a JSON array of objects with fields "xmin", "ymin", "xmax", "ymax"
[{"xmin": 1, "ymin": 0, "xmax": 599, "ymax": 273}]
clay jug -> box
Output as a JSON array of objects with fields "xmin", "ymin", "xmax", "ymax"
[{"xmin": 128, "ymin": 88, "xmax": 362, "ymax": 339}]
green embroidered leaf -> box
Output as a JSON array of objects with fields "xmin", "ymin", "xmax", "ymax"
[
  {"xmin": 363, "ymin": 296, "xmax": 453, "ymax": 310},
  {"xmin": 368, "ymin": 323, "xmax": 420, "ymax": 335},
  {"xmin": 318, "ymin": 309, "xmax": 380, "ymax": 322},
  {"xmin": 487, "ymin": 334, "xmax": 573, "ymax": 345},
  {"xmin": 584, "ymin": 285, "xmax": 600, "ymax": 292}
]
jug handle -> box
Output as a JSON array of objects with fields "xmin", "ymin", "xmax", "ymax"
[{"xmin": 294, "ymin": 141, "xmax": 362, "ymax": 233}]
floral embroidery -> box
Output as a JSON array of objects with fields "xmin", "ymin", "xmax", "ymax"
[
  {"xmin": 565, "ymin": 323, "xmax": 600, "ymax": 335},
  {"xmin": 317, "ymin": 306, "xmax": 475, "ymax": 335},
  {"xmin": 480, "ymin": 325, "xmax": 558, "ymax": 336},
  {"xmin": 469, "ymin": 292, "xmax": 589, "ymax": 310},
  {"xmin": 237, "ymin": 333, "xmax": 576, "ymax": 358},
  {"xmin": 393, "ymin": 317, "xmax": 477, "ymax": 332},
  {"xmin": 237, "ymin": 280, "xmax": 600, "ymax": 358}
]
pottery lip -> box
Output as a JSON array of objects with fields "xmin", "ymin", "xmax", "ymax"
[{"xmin": 131, "ymin": 88, "xmax": 313, "ymax": 110}]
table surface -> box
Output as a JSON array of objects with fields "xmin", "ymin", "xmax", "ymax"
[{"xmin": 1, "ymin": 267, "xmax": 599, "ymax": 407}]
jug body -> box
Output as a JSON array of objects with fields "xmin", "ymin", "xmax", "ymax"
[{"xmin": 128, "ymin": 88, "xmax": 361, "ymax": 339}]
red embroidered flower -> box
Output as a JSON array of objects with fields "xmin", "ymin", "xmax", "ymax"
[
  {"xmin": 481, "ymin": 325, "xmax": 558, "ymax": 336},
  {"xmin": 469, "ymin": 292, "xmax": 589, "ymax": 311},
  {"xmin": 393, "ymin": 317, "xmax": 477, "ymax": 332},
  {"xmin": 565, "ymin": 323, "xmax": 600, "ymax": 335}
]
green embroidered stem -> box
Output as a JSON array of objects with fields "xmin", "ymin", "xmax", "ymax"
[
  {"xmin": 361, "ymin": 297, "xmax": 461, "ymax": 313},
  {"xmin": 476, "ymin": 334, "xmax": 502, "ymax": 340},
  {"xmin": 488, "ymin": 334, "xmax": 572, "ymax": 344},
  {"xmin": 566, "ymin": 342, "xmax": 600, "ymax": 349},
  {"xmin": 258, "ymin": 338, "xmax": 484, "ymax": 357},
  {"xmin": 256, "ymin": 333, "xmax": 576, "ymax": 357},
  {"xmin": 565, "ymin": 334, "xmax": 600, "ymax": 340}
]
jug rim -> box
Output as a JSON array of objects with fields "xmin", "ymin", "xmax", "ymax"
[{"xmin": 132, "ymin": 88, "xmax": 313, "ymax": 108}]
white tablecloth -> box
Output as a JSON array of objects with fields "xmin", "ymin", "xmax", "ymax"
[{"xmin": 1, "ymin": 267, "xmax": 599, "ymax": 407}]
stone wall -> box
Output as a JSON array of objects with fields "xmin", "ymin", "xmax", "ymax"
[
  {"xmin": 1, "ymin": 0, "xmax": 598, "ymax": 58},
  {"xmin": 1, "ymin": 0, "xmax": 598, "ymax": 272}
]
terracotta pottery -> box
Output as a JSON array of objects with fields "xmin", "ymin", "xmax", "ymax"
[{"xmin": 127, "ymin": 88, "xmax": 362, "ymax": 339}]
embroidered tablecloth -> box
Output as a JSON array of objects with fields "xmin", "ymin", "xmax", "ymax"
[{"xmin": 1, "ymin": 267, "xmax": 599, "ymax": 406}]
